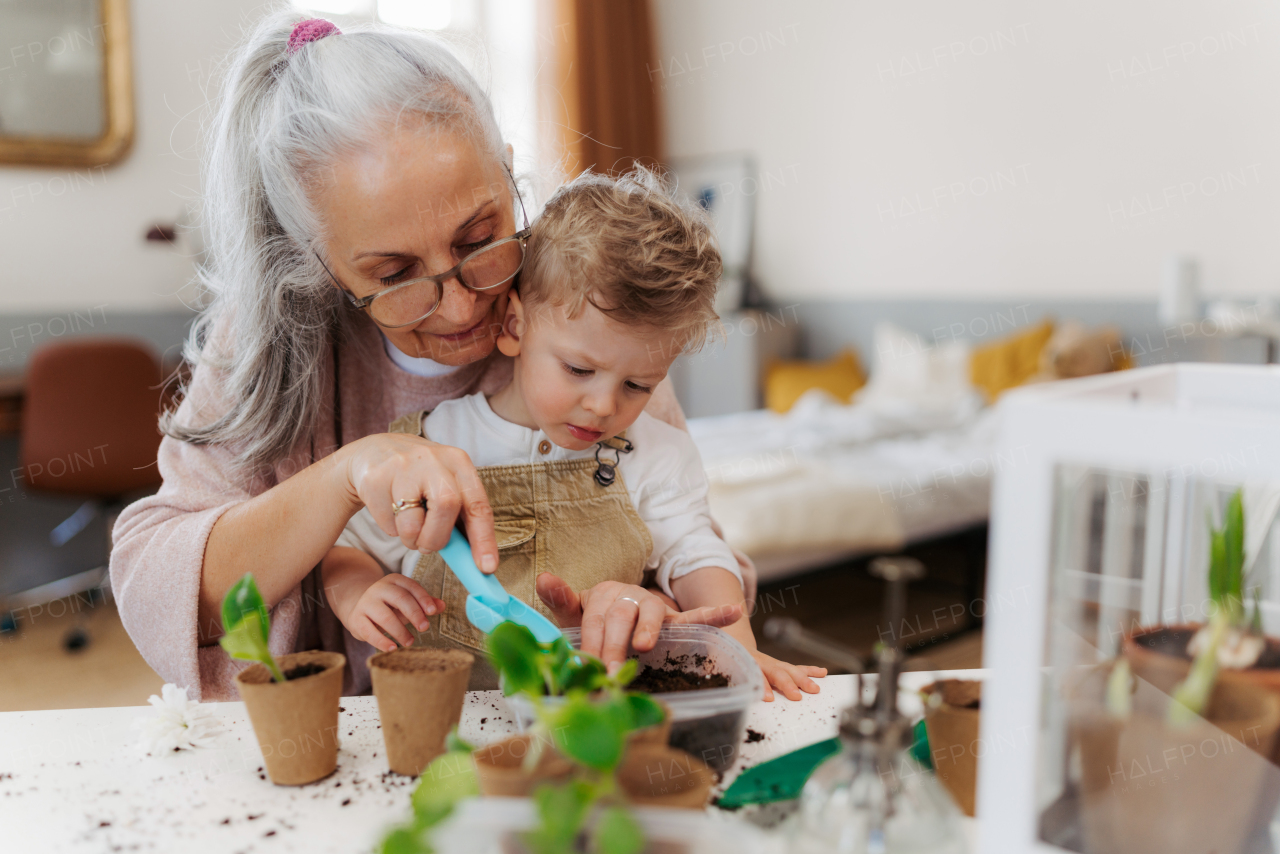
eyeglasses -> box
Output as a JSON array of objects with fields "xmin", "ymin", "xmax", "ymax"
[{"xmin": 317, "ymin": 168, "xmax": 531, "ymax": 329}]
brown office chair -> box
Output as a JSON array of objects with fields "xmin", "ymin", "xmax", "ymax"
[
  {"xmin": 20, "ymin": 336, "xmax": 167, "ymax": 555},
  {"xmin": 14, "ymin": 339, "xmax": 167, "ymax": 648},
  {"xmin": 21, "ymin": 338, "xmax": 165, "ymax": 503}
]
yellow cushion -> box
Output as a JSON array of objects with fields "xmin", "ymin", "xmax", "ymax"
[
  {"xmin": 969, "ymin": 319, "xmax": 1055, "ymax": 401},
  {"xmin": 765, "ymin": 350, "xmax": 865, "ymax": 413}
]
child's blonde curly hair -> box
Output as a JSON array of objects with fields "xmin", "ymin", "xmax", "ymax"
[{"xmin": 521, "ymin": 166, "xmax": 722, "ymax": 353}]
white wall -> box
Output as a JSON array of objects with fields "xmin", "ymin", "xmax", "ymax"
[
  {"xmin": 652, "ymin": 0, "xmax": 1280, "ymax": 301},
  {"xmin": 0, "ymin": 0, "xmax": 270, "ymax": 312}
]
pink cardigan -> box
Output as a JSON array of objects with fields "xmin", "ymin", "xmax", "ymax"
[{"xmin": 111, "ymin": 310, "xmax": 749, "ymax": 700}]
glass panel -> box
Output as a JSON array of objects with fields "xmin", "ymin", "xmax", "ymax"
[{"xmin": 1036, "ymin": 464, "xmax": 1280, "ymax": 853}]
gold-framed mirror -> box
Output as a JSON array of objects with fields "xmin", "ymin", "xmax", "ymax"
[{"xmin": 0, "ymin": 0, "xmax": 134, "ymax": 168}]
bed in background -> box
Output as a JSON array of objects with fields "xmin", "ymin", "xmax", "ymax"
[
  {"xmin": 689, "ymin": 385, "xmax": 995, "ymax": 584},
  {"xmin": 686, "ymin": 317, "xmax": 1125, "ymax": 585}
]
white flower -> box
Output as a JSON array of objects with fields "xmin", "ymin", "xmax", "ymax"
[{"xmin": 132, "ymin": 683, "xmax": 223, "ymax": 755}]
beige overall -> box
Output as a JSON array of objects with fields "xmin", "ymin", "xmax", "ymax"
[{"xmin": 388, "ymin": 411, "xmax": 654, "ymax": 690}]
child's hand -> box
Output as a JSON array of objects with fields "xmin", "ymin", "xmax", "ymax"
[
  {"xmin": 752, "ymin": 650, "xmax": 827, "ymax": 702},
  {"xmin": 346, "ymin": 575, "xmax": 445, "ymax": 652}
]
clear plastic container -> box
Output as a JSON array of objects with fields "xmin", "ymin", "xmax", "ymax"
[{"xmin": 504, "ymin": 625, "xmax": 765, "ymax": 774}]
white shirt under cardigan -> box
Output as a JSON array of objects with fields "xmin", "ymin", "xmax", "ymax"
[{"xmin": 337, "ymin": 392, "xmax": 742, "ymax": 598}]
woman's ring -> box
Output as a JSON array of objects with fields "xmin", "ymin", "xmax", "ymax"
[
  {"xmin": 392, "ymin": 497, "xmax": 427, "ymax": 516},
  {"xmin": 616, "ymin": 595, "xmax": 642, "ymax": 609}
]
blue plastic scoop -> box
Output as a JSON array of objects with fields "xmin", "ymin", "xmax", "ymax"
[{"xmin": 437, "ymin": 528, "xmax": 562, "ymax": 643}]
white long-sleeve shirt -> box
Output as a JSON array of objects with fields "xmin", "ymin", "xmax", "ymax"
[{"xmin": 337, "ymin": 392, "xmax": 741, "ymax": 597}]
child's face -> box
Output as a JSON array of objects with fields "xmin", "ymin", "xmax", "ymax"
[{"xmin": 499, "ymin": 294, "xmax": 684, "ymax": 451}]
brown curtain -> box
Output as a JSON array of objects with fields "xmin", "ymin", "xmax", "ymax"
[{"xmin": 537, "ymin": 0, "xmax": 662, "ymax": 177}]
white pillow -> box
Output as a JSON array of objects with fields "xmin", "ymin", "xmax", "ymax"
[{"xmin": 858, "ymin": 321, "xmax": 975, "ymax": 410}]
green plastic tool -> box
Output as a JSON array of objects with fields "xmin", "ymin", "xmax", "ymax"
[
  {"xmin": 716, "ymin": 719, "xmax": 934, "ymax": 810},
  {"xmin": 909, "ymin": 717, "xmax": 933, "ymax": 769},
  {"xmin": 716, "ymin": 737, "xmax": 841, "ymax": 809}
]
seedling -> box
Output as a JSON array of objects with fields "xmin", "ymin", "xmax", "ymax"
[
  {"xmin": 488, "ymin": 621, "xmax": 661, "ymax": 854},
  {"xmin": 1208, "ymin": 488, "xmax": 1247, "ymax": 626},
  {"xmin": 378, "ymin": 623, "xmax": 662, "ymax": 854},
  {"xmin": 380, "ymin": 734, "xmax": 480, "ymax": 854},
  {"xmin": 1169, "ymin": 488, "xmax": 1262, "ymax": 722},
  {"xmin": 218, "ymin": 574, "xmax": 285, "ymax": 683}
]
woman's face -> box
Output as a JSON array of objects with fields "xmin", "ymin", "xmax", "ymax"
[{"xmin": 315, "ymin": 123, "xmax": 517, "ymax": 366}]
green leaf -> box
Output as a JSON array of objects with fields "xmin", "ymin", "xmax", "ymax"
[
  {"xmin": 488, "ymin": 621, "xmax": 545, "ymax": 696},
  {"xmin": 594, "ymin": 806, "xmax": 645, "ymax": 854},
  {"xmin": 1209, "ymin": 529, "xmax": 1226, "ymax": 606},
  {"xmin": 1225, "ymin": 489, "xmax": 1245, "ymax": 601},
  {"xmin": 1206, "ymin": 489, "xmax": 1249, "ymax": 625},
  {"xmin": 380, "ymin": 826, "xmax": 430, "ymax": 854},
  {"xmin": 218, "ymin": 575, "xmax": 284, "ymax": 681},
  {"xmin": 558, "ymin": 655, "xmax": 609, "ymax": 695},
  {"xmin": 547, "ymin": 636, "xmax": 574, "ymax": 667},
  {"xmin": 222, "ymin": 573, "xmax": 270, "ymax": 637},
  {"xmin": 217, "ymin": 610, "xmax": 266, "ymax": 659},
  {"xmin": 540, "ymin": 636, "xmax": 573, "ymax": 696},
  {"xmin": 521, "ymin": 781, "xmax": 595, "ymax": 854},
  {"xmin": 623, "ymin": 692, "xmax": 665, "ymax": 731},
  {"xmin": 552, "ymin": 696, "xmax": 631, "ymax": 771},
  {"xmin": 444, "ymin": 727, "xmax": 474, "ymax": 754},
  {"xmin": 411, "ymin": 750, "xmax": 479, "ymax": 829},
  {"xmin": 612, "ymin": 658, "xmax": 638, "ymax": 688}
]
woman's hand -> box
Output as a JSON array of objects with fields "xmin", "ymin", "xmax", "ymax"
[
  {"xmin": 335, "ymin": 432, "xmax": 499, "ymax": 573},
  {"xmin": 753, "ymin": 651, "xmax": 827, "ymax": 702},
  {"xmin": 535, "ymin": 574, "xmax": 743, "ymax": 675},
  {"xmin": 344, "ymin": 575, "xmax": 445, "ymax": 653}
]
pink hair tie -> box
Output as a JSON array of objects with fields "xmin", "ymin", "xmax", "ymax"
[{"xmin": 288, "ymin": 18, "xmax": 341, "ymax": 55}]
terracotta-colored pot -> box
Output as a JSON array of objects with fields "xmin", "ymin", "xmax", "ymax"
[
  {"xmin": 921, "ymin": 679, "xmax": 980, "ymax": 817},
  {"xmin": 370, "ymin": 648, "xmax": 474, "ymax": 776},
  {"xmin": 235, "ymin": 650, "xmax": 345, "ymax": 786},
  {"xmin": 474, "ymin": 716, "xmax": 706, "ymax": 809},
  {"xmin": 473, "ymin": 733, "xmax": 575, "ymax": 797},
  {"xmin": 1124, "ymin": 624, "xmax": 1280, "ymax": 850},
  {"xmin": 616, "ymin": 743, "xmax": 714, "ymax": 809},
  {"xmin": 1074, "ymin": 663, "xmax": 1280, "ymax": 854},
  {"xmin": 1124, "ymin": 625, "xmax": 1280, "ymax": 727}
]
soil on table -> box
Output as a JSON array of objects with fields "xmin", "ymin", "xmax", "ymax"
[
  {"xmin": 628, "ymin": 652, "xmax": 731, "ymax": 693},
  {"xmin": 1133, "ymin": 626, "xmax": 1280, "ymax": 669},
  {"xmin": 284, "ymin": 662, "xmax": 327, "ymax": 680}
]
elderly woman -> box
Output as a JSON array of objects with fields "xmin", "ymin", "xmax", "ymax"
[{"xmin": 110, "ymin": 12, "xmax": 755, "ymax": 700}]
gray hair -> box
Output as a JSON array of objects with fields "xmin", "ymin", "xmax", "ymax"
[{"xmin": 163, "ymin": 8, "xmax": 507, "ymax": 473}]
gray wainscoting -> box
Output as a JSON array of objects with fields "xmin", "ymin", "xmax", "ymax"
[
  {"xmin": 672, "ymin": 298, "xmax": 1273, "ymax": 418},
  {"xmin": 787, "ymin": 298, "xmax": 1270, "ymax": 367},
  {"xmin": 790, "ymin": 299, "xmax": 1152, "ymax": 362},
  {"xmin": 0, "ymin": 307, "xmax": 197, "ymax": 372}
]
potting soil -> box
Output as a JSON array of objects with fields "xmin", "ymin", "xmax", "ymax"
[
  {"xmin": 669, "ymin": 711, "xmax": 743, "ymax": 776},
  {"xmin": 626, "ymin": 651, "xmax": 742, "ymax": 774},
  {"xmin": 283, "ymin": 662, "xmax": 327, "ymax": 680},
  {"xmin": 628, "ymin": 652, "xmax": 731, "ymax": 693}
]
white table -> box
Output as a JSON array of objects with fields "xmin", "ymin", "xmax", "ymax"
[{"xmin": 1, "ymin": 671, "xmax": 983, "ymax": 852}]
